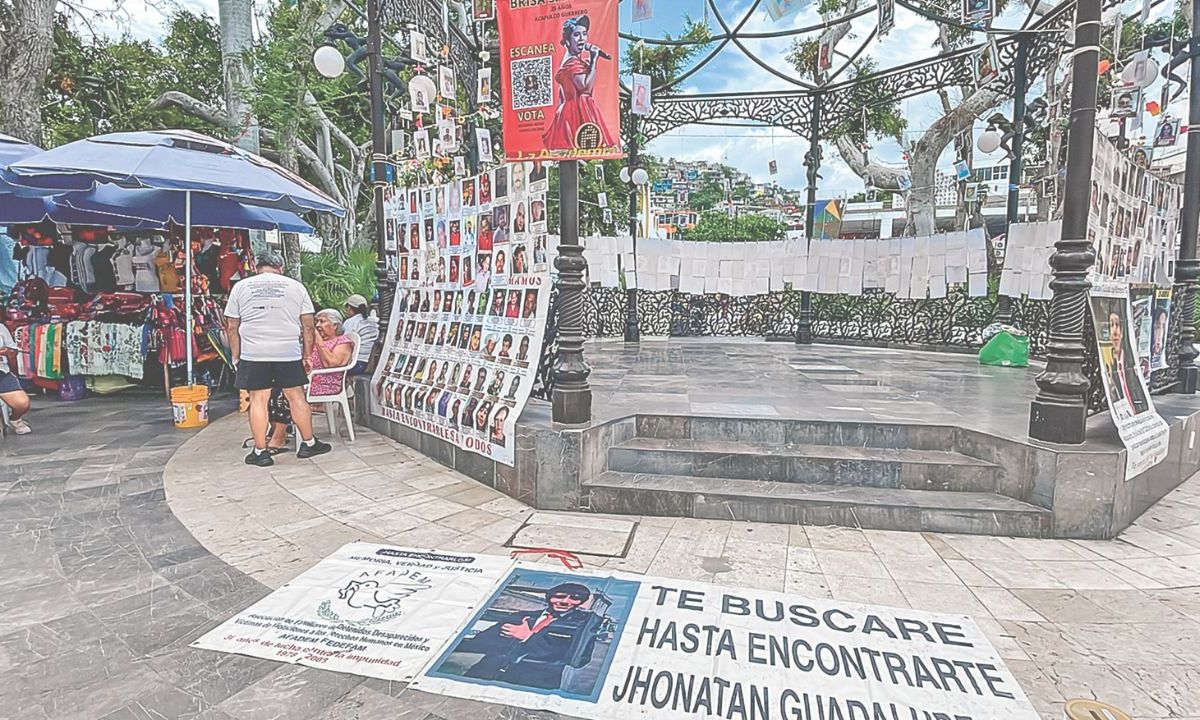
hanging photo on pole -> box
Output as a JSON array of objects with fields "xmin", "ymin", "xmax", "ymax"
[
  {"xmin": 817, "ymin": 30, "xmax": 835, "ymax": 73},
  {"xmin": 603, "ymin": 208, "xmax": 612, "ymax": 223},
  {"xmin": 972, "ymin": 41, "xmax": 999, "ymax": 87},
  {"xmin": 473, "ymin": 0, "xmax": 495, "ymax": 20},
  {"xmin": 497, "ymin": 0, "xmax": 623, "ymax": 161},
  {"xmin": 594, "ymin": 163, "xmax": 604, "ymax": 181},
  {"xmin": 414, "ymin": 129, "xmax": 431, "ymax": 160},
  {"xmin": 764, "ymin": 0, "xmax": 805, "ymax": 21},
  {"xmin": 878, "ymin": 0, "xmax": 895, "ymax": 36},
  {"xmin": 1112, "ymin": 84, "xmax": 1141, "ymax": 118},
  {"xmin": 962, "ymin": 0, "xmax": 993, "ymax": 26},
  {"xmin": 1153, "ymin": 117, "xmax": 1181, "ymax": 147},
  {"xmin": 410, "ymin": 30, "xmax": 428, "ymax": 63},
  {"xmin": 897, "ymin": 174, "xmax": 913, "ymax": 192},
  {"xmin": 410, "ymin": 75, "xmax": 436, "ymax": 114},
  {"xmin": 454, "ymin": 156, "xmax": 466, "ymax": 177},
  {"xmin": 477, "ymin": 127, "xmax": 495, "ymax": 163},
  {"xmin": 631, "ymin": 73, "xmax": 652, "ymax": 116},
  {"xmin": 477, "ymin": 68, "xmax": 493, "ymax": 105},
  {"xmin": 597, "ymin": 191, "xmax": 608, "ymax": 208},
  {"xmin": 632, "ymin": 0, "xmax": 652, "ymax": 22},
  {"xmin": 768, "ymin": 160, "xmax": 778, "ymax": 175},
  {"xmin": 439, "ymin": 65, "xmax": 456, "ymax": 100}
]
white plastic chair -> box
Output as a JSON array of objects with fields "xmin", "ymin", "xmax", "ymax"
[{"xmin": 306, "ymin": 333, "xmax": 359, "ymax": 442}]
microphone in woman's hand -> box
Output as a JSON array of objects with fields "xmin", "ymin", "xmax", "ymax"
[{"xmin": 587, "ymin": 44, "xmax": 612, "ymax": 60}]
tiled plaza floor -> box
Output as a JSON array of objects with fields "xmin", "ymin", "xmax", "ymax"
[{"xmin": 4, "ymin": 393, "xmax": 1200, "ymax": 718}]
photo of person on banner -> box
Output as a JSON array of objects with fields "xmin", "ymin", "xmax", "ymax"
[
  {"xmin": 423, "ymin": 569, "xmax": 639, "ymax": 698},
  {"xmin": 1094, "ymin": 295, "xmax": 1150, "ymax": 415},
  {"xmin": 543, "ymin": 15, "xmax": 617, "ymax": 152}
]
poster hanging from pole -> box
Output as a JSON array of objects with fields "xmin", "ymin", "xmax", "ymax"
[
  {"xmin": 1090, "ymin": 290, "xmax": 1170, "ymax": 480},
  {"xmin": 411, "ymin": 565, "xmax": 1039, "ymax": 719},
  {"xmin": 370, "ymin": 162, "xmax": 552, "ymax": 466},
  {"xmin": 497, "ymin": 0, "xmax": 623, "ymax": 160},
  {"xmin": 192, "ymin": 543, "xmax": 516, "ymax": 682}
]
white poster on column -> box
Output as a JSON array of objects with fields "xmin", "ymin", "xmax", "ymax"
[
  {"xmin": 1090, "ymin": 288, "xmax": 1170, "ymax": 479},
  {"xmin": 369, "ymin": 162, "xmax": 552, "ymax": 466}
]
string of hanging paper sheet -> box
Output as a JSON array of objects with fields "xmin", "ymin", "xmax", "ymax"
[{"xmin": 579, "ymin": 229, "xmax": 991, "ymax": 299}]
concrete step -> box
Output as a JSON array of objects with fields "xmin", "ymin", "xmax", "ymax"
[
  {"xmin": 635, "ymin": 415, "xmax": 957, "ymax": 451},
  {"xmin": 608, "ymin": 437, "xmax": 1000, "ymax": 493},
  {"xmin": 585, "ymin": 471, "xmax": 1052, "ymax": 538}
]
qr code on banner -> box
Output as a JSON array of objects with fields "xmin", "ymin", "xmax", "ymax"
[{"xmin": 510, "ymin": 56, "xmax": 553, "ymax": 110}]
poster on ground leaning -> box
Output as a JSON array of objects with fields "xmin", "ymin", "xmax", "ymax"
[
  {"xmin": 410, "ymin": 565, "xmax": 1039, "ymax": 720},
  {"xmin": 191, "ymin": 543, "xmax": 515, "ymax": 681},
  {"xmin": 370, "ymin": 163, "xmax": 552, "ymax": 466},
  {"xmin": 497, "ymin": 0, "xmax": 623, "ymax": 160},
  {"xmin": 1090, "ymin": 290, "xmax": 1170, "ymax": 480}
]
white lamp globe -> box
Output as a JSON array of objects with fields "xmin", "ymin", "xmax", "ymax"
[
  {"xmin": 1121, "ymin": 57, "xmax": 1160, "ymax": 89},
  {"xmin": 632, "ymin": 167, "xmax": 649, "ymax": 185},
  {"xmin": 619, "ymin": 167, "xmax": 631, "ymax": 183},
  {"xmin": 977, "ymin": 130, "xmax": 1002, "ymax": 154},
  {"xmin": 313, "ymin": 45, "xmax": 346, "ymax": 79}
]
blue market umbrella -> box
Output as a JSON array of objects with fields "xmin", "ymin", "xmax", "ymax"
[
  {"xmin": 5, "ymin": 129, "xmax": 344, "ymax": 215},
  {"xmin": 0, "ymin": 134, "xmax": 160, "ymax": 228},
  {"xmin": 56, "ymin": 186, "xmax": 315, "ymax": 233},
  {"xmin": 7, "ymin": 129, "xmax": 343, "ymax": 383}
]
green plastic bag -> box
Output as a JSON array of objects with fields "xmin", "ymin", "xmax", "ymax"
[{"xmin": 978, "ymin": 331, "xmax": 1029, "ymax": 367}]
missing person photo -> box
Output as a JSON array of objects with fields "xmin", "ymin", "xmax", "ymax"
[
  {"xmin": 423, "ymin": 568, "xmax": 639, "ymax": 699},
  {"xmin": 1092, "ymin": 294, "xmax": 1150, "ymax": 415}
]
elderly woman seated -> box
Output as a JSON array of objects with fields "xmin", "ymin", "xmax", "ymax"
[{"xmin": 264, "ymin": 308, "xmax": 355, "ymax": 452}]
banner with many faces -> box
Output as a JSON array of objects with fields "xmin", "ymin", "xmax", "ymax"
[
  {"xmin": 1087, "ymin": 127, "xmax": 1182, "ymax": 292},
  {"xmin": 372, "ymin": 163, "xmax": 552, "ymax": 466}
]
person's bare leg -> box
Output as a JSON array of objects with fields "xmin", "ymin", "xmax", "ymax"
[
  {"xmin": 282, "ymin": 386, "xmax": 315, "ymax": 441},
  {"xmin": 267, "ymin": 422, "xmax": 289, "ymax": 449},
  {"xmin": 247, "ymin": 389, "xmax": 271, "ymax": 449},
  {"xmin": 1, "ymin": 390, "xmax": 30, "ymax": 421}
]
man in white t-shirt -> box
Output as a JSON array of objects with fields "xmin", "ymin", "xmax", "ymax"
[
  {"xmin": 0, "ymin": 323, "xmax": 31, "ymax": 435},
  {"xmin": 225, "ymin": 252, "xmax": 331, "ymax": 466}
]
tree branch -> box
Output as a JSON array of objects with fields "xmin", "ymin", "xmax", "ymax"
[{"xmin": 834, "ymin": 135, "xmax": 906, "ymax": 191}]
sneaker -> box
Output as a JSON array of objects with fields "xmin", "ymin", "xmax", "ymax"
[
  {"xmin": 297, "ymin": 438, "xmax": 332, "ymax": 459},
  {"xmin": 244, "ymin": 449, "xmax": 275, "ymax": 467},
  {"xmin": 8, "ymin": 419, "xmax": 31, "ymax": 435}
]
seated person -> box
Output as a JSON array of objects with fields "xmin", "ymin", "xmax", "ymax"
[
  {"xmin": 309, "ymin": 308, "xmax": 356, "ymax": 397},
  {"xmin": 0, "ymin": 324, "xmax": 31, "ymax": 434}
]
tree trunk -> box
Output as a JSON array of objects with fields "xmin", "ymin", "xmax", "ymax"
[
  {"xmin": 219, "ymin": 0, "xmax": 259, "ymax": 153},
  {"xmin": 0, "ymin": 0, "xmax": 56, "ymax": 143}
]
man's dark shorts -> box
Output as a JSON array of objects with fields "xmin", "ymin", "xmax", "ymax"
[
  {"xmin": 0, "ymin": 371, "xmax": 22, "ymax": 394},
  {"xmin": 235, "ymin": 360, "xmax": 308, "ymax": 391}
]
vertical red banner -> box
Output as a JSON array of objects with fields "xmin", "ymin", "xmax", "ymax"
[{"xmin": 497, "ymin": 0, "xmax": 624, "ymax": 161}]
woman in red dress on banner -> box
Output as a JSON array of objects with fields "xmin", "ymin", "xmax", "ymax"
[{"xmin": 542, "ymin": 14, "xmax": 616, "ymax": 151}]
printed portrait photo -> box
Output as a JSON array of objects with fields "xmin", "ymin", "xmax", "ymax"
[{"xmin": 423, "ymin": 568, "xmax": 640, "ymax": 700}]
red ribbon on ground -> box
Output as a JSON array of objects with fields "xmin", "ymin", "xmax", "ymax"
[{"xmin": 509, "ymin": 547, "xmax": 584, "ymax": 570}]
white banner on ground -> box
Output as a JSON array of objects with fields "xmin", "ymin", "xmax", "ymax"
[
  {"xmin": 410, "ymin": 565, "xmax": 1038, "ymax": 720},
  {"xmin": 191, "ymin": 543, "xmax": 515, "ymax": 681},
  {"xmin": 1090, "ymin": 289, "xmax": 1170, "ymax": 479}
]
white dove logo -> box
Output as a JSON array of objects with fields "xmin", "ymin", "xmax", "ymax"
[{"xmin": 319, "ymin": 572, "xmax": 434, "ymax": 625}]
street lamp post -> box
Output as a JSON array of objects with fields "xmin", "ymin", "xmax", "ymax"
[
  {"xmin": 620, "ymin": 163, "xmax": 649, "ymax": 342},
  {"xmin": 1028, "ymin": 0, "xmax": 1101, "ymax": 444},
  {"xmin": 1173, "ymin": 0, "xmax": 1200, "ymax": 394},
  {"xmin": 997, "ymin": 33, "xmax": 1030, "ymax": 326},
  {"xmin": 312, "ymin": 1, "xmax": 391, "ymax": 373}
]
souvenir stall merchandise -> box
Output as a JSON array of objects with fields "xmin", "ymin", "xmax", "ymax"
[
  {"xmin": 370, "ymin": 162, "xmax": 553, "ymax": 465},
  {"xmin": 1, "ymin": 220, "xmax": 251, "ymax": 394}
]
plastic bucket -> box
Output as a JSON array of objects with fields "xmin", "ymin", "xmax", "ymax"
[{"xmin": 171, "ymin": 385, "xmax": 209, "ymax": 429}]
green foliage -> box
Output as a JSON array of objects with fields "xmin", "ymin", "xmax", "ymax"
[
  {"xmin": 685, "ymin": 211, "xmax": 786, "ymax": 242},
  {"xmin": 300, "ymin": 246, "xmax": 378, "ymax": 310},
  {"xmin": 43, "ymin": 11, "xmax": 222, "ymax": 146},
  {"xmin": 1097, "ymin": 11, "xmax": 1189, "ymax": 110},
  {"xmin": 689, "ymin": 181, "xmax": 726, "ymax": 212},
  {"xmin": 621, "ymin": 16, "xmax": 714, "ymax": 95}
]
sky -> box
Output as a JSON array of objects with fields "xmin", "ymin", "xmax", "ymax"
[{"xmin": 75, "ymin": 0, "xmax": 1184, "ymax": 198}]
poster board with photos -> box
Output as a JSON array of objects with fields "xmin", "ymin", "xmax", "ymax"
[
  {"xmin": 1087, "ymin": 126, "xmax": 1182, "ymax": 288},
  {"xmin": 1090, "ymin": 290, "xmax": 1169, "ymax": 480},
  {"xmin": 371, "ymin": 162, "xmax": 553, "ymax": 466}
]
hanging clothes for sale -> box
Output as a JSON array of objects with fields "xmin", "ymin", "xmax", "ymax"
[{"xmin": 155, "ymin": 251, "xmax": 180, "ymax": 292}]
